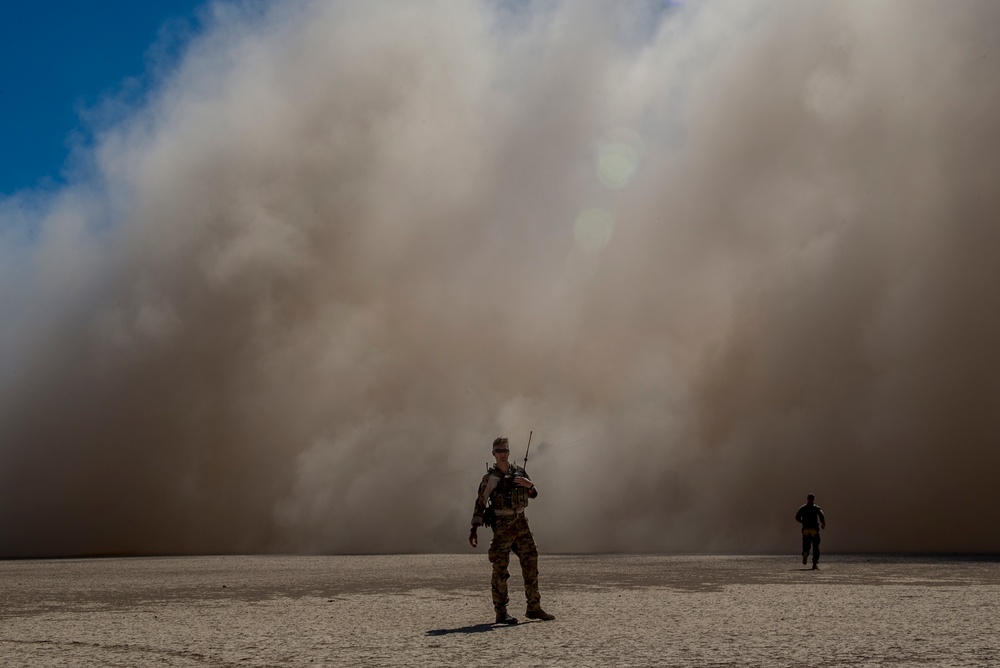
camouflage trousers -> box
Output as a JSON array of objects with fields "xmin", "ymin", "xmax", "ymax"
[{"xmin": 488, "ymin": 514, "xmax": 541, "ymax": 613}]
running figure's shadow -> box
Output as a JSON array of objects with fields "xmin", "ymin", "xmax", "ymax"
[{"xmin": 426, "ymin": 622, "xmax": 506, "ymax": 636}]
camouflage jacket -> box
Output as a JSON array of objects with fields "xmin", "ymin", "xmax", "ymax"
[{"xmin": 471, "ymin": 465, "xmax": 538, "ymax": 527}]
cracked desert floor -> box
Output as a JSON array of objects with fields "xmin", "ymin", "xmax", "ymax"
[{"xmin": 2, "ymin": 554, "xmax": 998, "ymax": 666}]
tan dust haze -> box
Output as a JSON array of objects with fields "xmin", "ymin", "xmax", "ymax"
[{"xmin": 1, "ymin": 1, "xmax": 998, "ymax": 557}]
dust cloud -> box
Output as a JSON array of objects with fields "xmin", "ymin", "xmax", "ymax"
[{"xmin": 2, "ymin": 1, "xmax": 999, "ymax": 557}]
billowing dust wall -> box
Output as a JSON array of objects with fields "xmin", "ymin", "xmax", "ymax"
[{"xmin": 2, "ymin": 1, "xmax": 999, "ymax": 556}]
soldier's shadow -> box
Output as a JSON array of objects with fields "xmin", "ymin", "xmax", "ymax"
[{"xmin": 425, "ymin": 622, "xmax": 508, "ymax": 636}]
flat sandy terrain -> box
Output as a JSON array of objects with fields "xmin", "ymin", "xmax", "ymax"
[{"xmin": 2, "ymin": 554, "xmax": 998, "ymax": 666}]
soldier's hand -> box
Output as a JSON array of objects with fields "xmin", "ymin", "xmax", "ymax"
[
  {"xmin": 513, "ymin": 476, "xmax": 534, "ymax": 489},
  {"xmin": 469, "ymin": 527, "xmax": 478, "ymax": 549}
]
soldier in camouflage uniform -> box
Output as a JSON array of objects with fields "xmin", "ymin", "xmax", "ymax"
[{"xmin": 469, "ymin": 436, "xmax": 555, "ymax": 625}]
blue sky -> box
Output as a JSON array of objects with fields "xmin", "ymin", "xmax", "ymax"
[
  {"xmin": 0, "ymin": 2, "xmax": 206, "ymax": 195},
  {"xmin": 0, "ymin": 1, "xmax": 691, "ymax": 198}
]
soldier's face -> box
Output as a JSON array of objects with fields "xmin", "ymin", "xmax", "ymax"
[{"xmin": 493, "ymin": 446, "xmax": 509, "ymax": 461}]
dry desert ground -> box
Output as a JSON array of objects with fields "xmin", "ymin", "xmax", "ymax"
[{"xmin": 2, "ymin": 554, "xmax": 998, "ymax": 667}]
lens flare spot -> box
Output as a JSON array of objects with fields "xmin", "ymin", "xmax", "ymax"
[
  {"xmin": 574, "ymin": 208, "xmax": 615, "ymax": 254},
  {"xmin": 596, "ymin": 128, "xmax": 643, "ymax": 189}
]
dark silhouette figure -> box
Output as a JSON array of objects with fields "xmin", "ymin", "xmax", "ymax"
[{"xmin": 795, "ymin": 493, "xmax": 826, "ymax": 569}]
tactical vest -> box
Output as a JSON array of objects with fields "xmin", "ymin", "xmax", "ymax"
[{"xmin": 488, "ymin": 465, "xmax": 531, "ymax": 511}]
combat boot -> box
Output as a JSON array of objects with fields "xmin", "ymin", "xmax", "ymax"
[
  {"xmin": 495, "ymin": 609, "xmax": 518, "ymax": 625},
  {"xmin": 525, "ymin": 608, "xmax": 556, "ymax": 621}
]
